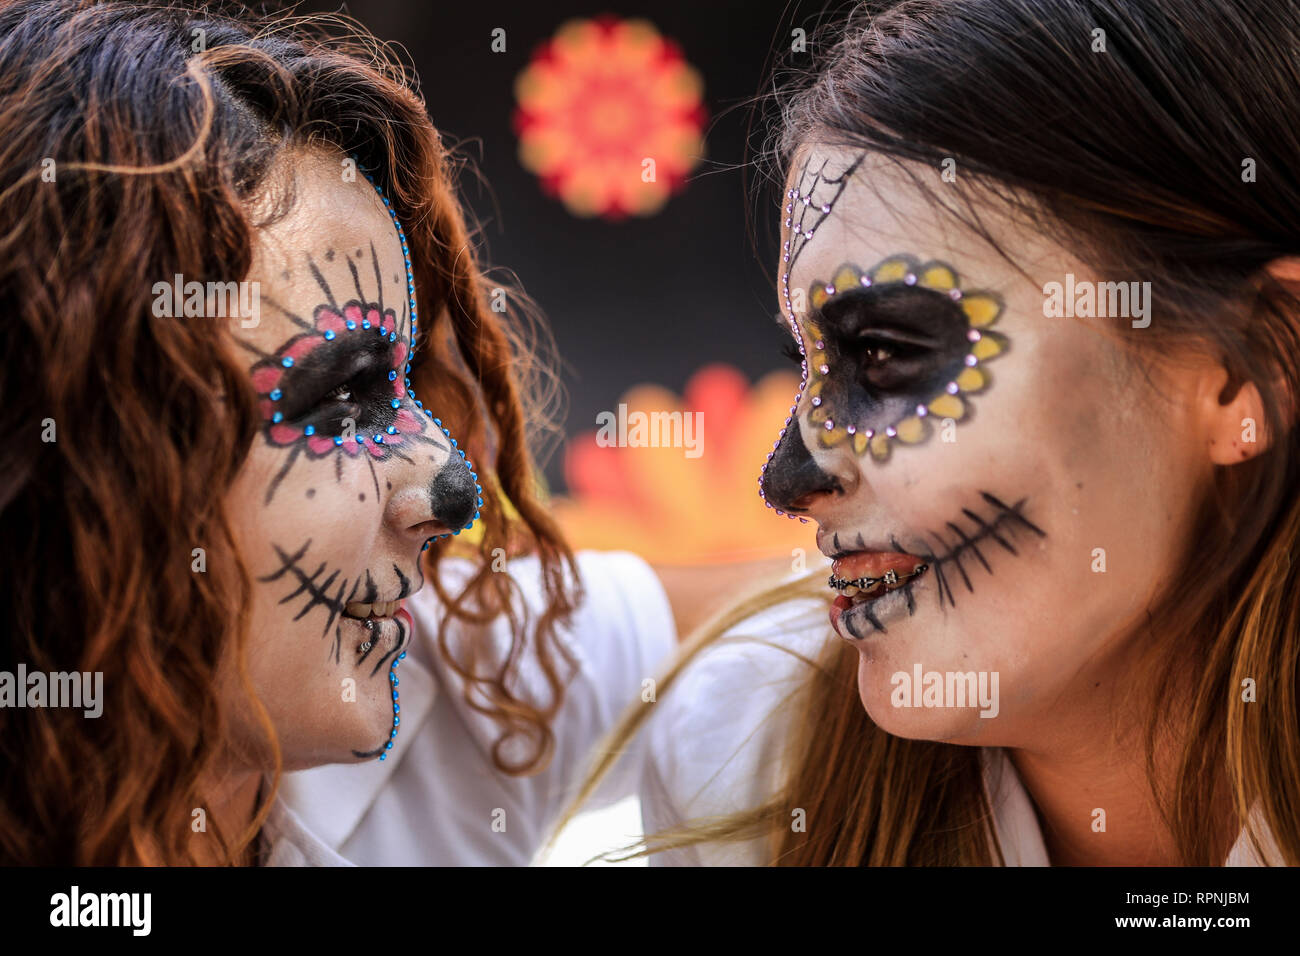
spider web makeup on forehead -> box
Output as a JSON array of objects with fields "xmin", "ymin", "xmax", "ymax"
[
  {"xmin": 780, "ymin": 153, "xmax": 866, "ymax": 323},
  {"xmin": 758, "ymin": 151, "xmax": 865, "ymax": 518}
]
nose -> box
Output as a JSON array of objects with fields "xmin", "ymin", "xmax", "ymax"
[
  {"xmin": 428, "ymin": 452, "xmax": 478, "ymax": 533},
  {"xmin": 387, "ymin": 434, "xmax": 481, "ymax": 544},
  {"xmin": 761, "ymin": 422, "xmax": 842, "ymax": 513}
]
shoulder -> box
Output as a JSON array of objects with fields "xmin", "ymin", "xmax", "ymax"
[{"xmin": 640, "ymin": 587, "xmax": 832, "ymax": 864}]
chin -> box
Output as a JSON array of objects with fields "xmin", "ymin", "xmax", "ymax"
[{"xmin": 856, "ymin": 652, "xmax": 1003, "ymax": 743}]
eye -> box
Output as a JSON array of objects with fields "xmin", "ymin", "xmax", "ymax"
[
  {"xmin": 326, "ymin": 382, "xmax": 355, "ymax": 404},
  {"xmin": 864, "ymin": 341, "xmax": 894, "ymax": 365}
]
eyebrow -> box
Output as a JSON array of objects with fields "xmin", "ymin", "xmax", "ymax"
[{"xmin": 813, "ymin": 284, "xmax": 963, "ymax": 336}]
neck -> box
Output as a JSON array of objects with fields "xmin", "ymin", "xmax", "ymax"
[
  {"xmin": 189, "ymin": 768, "xmax": 264, "ymax": 866},
  {"xmin": 1007, "ymin": 676, "xmax": 1235, "ymax": 866}
]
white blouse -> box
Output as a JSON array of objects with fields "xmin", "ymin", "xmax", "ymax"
[
  {"xmin": 637, "ymin": 595, "xmax": 1283, "ymax": 866},
  {"xmin": 263, "ymin": 550, "xmax": 676, "ymax": 866}
]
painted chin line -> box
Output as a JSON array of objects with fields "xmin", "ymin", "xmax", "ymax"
[
  {"xmin": 348, "ymin": 605, "xmax": 411, "ymax": 678},
  {"xmin": 829, "ymin": 574, "xmax": 927, "ymax": 646}
]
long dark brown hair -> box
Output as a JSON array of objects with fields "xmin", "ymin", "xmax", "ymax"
[
  {"xmin": 563, "ymin": 0, "xmax": 1300, "ymax": 865},
  {"xmin": 0, "ymin": 0, "xmax": 577, "ymax": 864}
]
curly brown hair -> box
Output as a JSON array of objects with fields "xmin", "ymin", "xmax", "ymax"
[{"xmin": 0, "ymin": 0, "xmax": 579, "ymax": 865}]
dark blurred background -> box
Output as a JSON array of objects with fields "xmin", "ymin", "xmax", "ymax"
[{"xmin": 301, "ymin": 0, "xmax": 848, "ymax": 491}]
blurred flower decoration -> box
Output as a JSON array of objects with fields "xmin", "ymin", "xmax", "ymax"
[
  {"xmin": 552, "ymin": 364, "xmax": 815, "ymax": 564},
  {"xmin": 513, "ymin": 17, "xmax": 706, "ymax": 220}
]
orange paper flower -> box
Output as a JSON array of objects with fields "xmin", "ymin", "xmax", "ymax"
[
  {"xmin": 513, "ymin": 17, "xmax": 706, "ymax": 219},
  {"xmin": 552, "ymin": 364, "xmax": 817, "ymax": 564}
]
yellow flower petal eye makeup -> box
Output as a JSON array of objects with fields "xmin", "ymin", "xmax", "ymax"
[
  {"xmin": 798, "ymin": 254, "xmax": 1008, "ymax": 462},
  {"xmin": 759, "ymin": 153, "xmax": 1009, "ymax": 522}
]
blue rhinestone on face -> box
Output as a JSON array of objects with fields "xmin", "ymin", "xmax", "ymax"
[
  {"xmin": 324, "ymin": 330, "xmax": 335, "ymax": 341},
  {"xmin": 281, "ymin": 356, "xmax": 294, "ymax": 368},
  {"xmin": 347, "ymin": 157, "xmax": 479, "ymax": 704},
  {"xmin": 269, "ymin": 388, "xmax": 282, "ymax": 401}
]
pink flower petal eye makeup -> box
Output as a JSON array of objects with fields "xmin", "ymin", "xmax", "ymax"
[{"xmin": 237, "ymin": 161, "xmax": 484, "ymax": 541}]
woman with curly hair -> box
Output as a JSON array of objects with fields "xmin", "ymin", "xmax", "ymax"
[{"xmin": 0, "ymin": 0, "xmax": 762, "ymax": 865}]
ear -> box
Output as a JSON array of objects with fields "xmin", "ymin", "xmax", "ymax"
[
  {"xmin": 1202, "ymin": 369, "xmax": 1269, "ymax": 465},
  {"xmin": 1200, "ymin": 257, "xmax": 1300, "ymax": 465}
]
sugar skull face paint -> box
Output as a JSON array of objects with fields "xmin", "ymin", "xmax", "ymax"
[
  {"xmin": 761, "ymin": 147, "xmax": 1221, "ymax": 753},
  {"xmin": 797, "ymin": 254, "xmax": 1008, "ymax": 461},
  {"xmin": 223, "ymin": 148, "xmax": 482, "ymax": 769},
  {"xmin": 243, "ymin": 243, "xmax": 474, "ymax": 523}
]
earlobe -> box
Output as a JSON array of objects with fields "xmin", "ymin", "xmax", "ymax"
[{"xmin": 1205, "ymin": 371, "xmax": 1269, "ymax": 465}]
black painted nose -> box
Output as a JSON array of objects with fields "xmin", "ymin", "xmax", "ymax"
[
  {"xmin": 429, "ymin": 453, "xmax": 478, "ymax": 533},
  {"xmin": 761, "ymin": 424, "xmax": 841, "ymax": 513}
]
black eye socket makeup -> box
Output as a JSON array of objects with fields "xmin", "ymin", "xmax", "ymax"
[
  {"xmin": 275, "ymin": 334, "xmax": 399, "ymax": 435},
  {"xmin": 815, "ymin": 282, "xmax": 972, "ymax": 394},
  {"xmin": 796, "ymin": 256, "xmax": 1009, "ymax": 463}
]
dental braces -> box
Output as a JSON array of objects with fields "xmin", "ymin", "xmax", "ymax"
[{"xmin": 828, "ymin": 563, "xmax": 929, "ymax": 592}]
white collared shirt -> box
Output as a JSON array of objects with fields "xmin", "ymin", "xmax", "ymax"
[
  {"xmin": 638, "ymin": 596, "xmax": 1284, "ymax": 866},
  {"xmin": 265, "ymin": 550, "xmax": 675, "ymax": 866}
]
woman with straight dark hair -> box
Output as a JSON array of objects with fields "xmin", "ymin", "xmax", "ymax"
[{"xmin": 563, "ymin": 0, "xmax": 1300, "ymax": 866}]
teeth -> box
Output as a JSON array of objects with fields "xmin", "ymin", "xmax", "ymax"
[
  {"xmin": 829, "ymin": 563, "xmax": 929, "ymax": 598},
  {"xmin": 344, "ymin": 600, "xmax": 399, "ymax": 619}
]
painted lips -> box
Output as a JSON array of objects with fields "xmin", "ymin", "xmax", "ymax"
[
  {"xmin": 349, "ymin": 603, "xmax": 411, "ymax": 674},
  {"xmin": 827, "ymin": 550, "xmax": 929, "ymax": 640}
]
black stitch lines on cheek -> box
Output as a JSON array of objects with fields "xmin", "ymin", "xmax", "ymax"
[
  {"xmin": 913, "ymin": 491, "xmax": 1046, "ymax": 611},
  {"xmin": 829, "ymin": 491, "xmax": 1047, "ymax": 640},
  {"xmin": 258, "ymin": 538, "xmax": 420, "ymax": 667}
]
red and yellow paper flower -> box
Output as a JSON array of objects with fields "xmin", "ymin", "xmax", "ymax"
[
  {"xmin": 552, "ymin": 364, "xmax": 815, "ymax": 564},
  {"xmin": 513, "ymin": 17, "xmax": 706, "ymax": 219}
]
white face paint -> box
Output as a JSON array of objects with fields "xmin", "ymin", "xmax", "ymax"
[
  {"xmin": 763, "ymin": 147, "xmax": 1213, "ymax": 747},
  {"xmin": 226, "ymin": 149, "xmax": 477, "ymax": 769}
]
